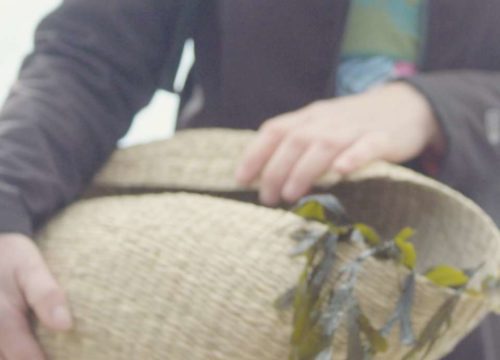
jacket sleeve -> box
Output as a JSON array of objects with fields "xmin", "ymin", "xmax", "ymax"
[
  {"xmin": 406, "ymin": 71, "xmax": 500, "ymax": 223},
  {"xmin": 0, "ymin": 0, "xmax": 182, "ymax": 236}
]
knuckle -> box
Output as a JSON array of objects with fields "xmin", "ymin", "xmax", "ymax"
[
  {"xmin": 316, "ymin": 135, "xmax": 347, "ymax": 151},
  {"xmin": 316, "ymin": 137, "xmax": 338, "ymax": 150},
  {"xmin": 260, "ymin": 120, "xmax": 285, "ymax": 138},
  {"xmin": 286, "ymin": 132, "xmax": 309, "ymax": 148},
  {"xmin": 305, "ymin": 100, "xmax": 326, "ymax": 112},
  {"xmin": 304, "ymin": 100, "xmax": 330, "ymax": 119}
]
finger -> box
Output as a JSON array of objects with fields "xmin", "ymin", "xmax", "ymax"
[
  {"xmin": 235, "ymin": 115, "xmax": 301, "ymax": 185},
  {"xmin": 281, "ymin": 142, "xmax": 340, "ymax": 203},
  {"xmin": 259, "ymin": 133, "xmax": 310, "ymax": 205},
  {"xmin": 235, "ymin": 131, "xmax": 283, "ymax": 185},
  {"xmin": 333, "ymin": 132, "xmax": 388, "ymax": 174},
  {"xmin": 0, "ymin": 304, "xmax": 46, "ymax": 360},
  {"xmin": 16, "ymin": 251, "xmax": 73, "ymax": 331}
]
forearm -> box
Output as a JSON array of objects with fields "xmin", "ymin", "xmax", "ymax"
[{"xmin": 0, "ymin": 0, "xmax": 178, "ymax": 235}]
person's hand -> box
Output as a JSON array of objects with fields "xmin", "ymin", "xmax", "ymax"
[
  {"xmin": 0, "ymin": 233, "xmax": 72, "ymax": 360},
  {"xmin": 235, "ymin": 82, "xmax": 444, "ymax": 205}
]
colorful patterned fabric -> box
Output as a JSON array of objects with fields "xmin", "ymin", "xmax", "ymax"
[{"xmin": 336, "ymin": 0, "xmax": 424, "ymax": 96}]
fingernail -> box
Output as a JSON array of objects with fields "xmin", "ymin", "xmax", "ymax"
[{"xmin": 51, "ymin": 306, "xmax": 73, "ymax": 330}]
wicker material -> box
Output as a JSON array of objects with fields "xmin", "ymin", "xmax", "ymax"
[
  {"xmin": 36, "ymin": 128, "xmax": 500, "ymax": 359},
  {"xmin": 89, "ymin": 128, "xmax": 341, "ymax": 195}
]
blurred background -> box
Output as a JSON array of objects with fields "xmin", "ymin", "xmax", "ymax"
[{"xmin": 0, "ymin": 0, "xmax": 191, "ymax": 146}]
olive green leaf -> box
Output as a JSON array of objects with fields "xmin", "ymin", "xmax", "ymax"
[
  {"xmin": 425, "ymin": 265, "xmax": 470, "ymax": 289},
  {"xmin": 283, "ymin": 195, "xmax": 439, "ymax": 359},
  {"xmin": 294, "ymin": 200, "xmax": 326, "ymax": 222},
  {"xmin": 285, "ymin": 229, "xmax": 339, "ymax": 359},
  {"xmin": 354, "ymin": 223, "xmax": 381, "ymax": 247},
  {"xmin": 394, "ymin": 227, "xmax": 417, "ymax": 270},
  {"xmin": 405, "ymin": 297, "xmax": 459, "ymax": 359},
  {"xmin": 291, "ymin": 257, "xmax": 317, "ymax": 345},
  {"xmin": 291, "ymin": 325, "xmax": 329, "ymax": 360},
  {"xmin": 293, "ymin": 194, "xmax": 347, "ymax": 224}
]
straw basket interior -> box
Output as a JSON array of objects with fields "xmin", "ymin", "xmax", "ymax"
[{"xmin": 329, "ymin": 178, "xmax": 499, "ymax": 277}]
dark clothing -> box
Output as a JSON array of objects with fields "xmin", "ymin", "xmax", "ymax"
[{"xmin": 0, "ymin": 0, "xmax": 498, "ymax": 358}]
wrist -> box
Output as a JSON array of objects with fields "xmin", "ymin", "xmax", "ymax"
[
  {"xmin": 398, "ymin": 82, "xmax": 443, "ymax": 150},
  {"xmin": 375, "ymin": 82, "xmax": 445, "ymax": 151},
  {"xmin": 384, "ymin": 82, "xmax": 445, "ymax": 175}
]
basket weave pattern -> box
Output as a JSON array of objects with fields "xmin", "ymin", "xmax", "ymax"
[{"xmin": 36, "ymin": 129, "xmax": 500, "ymax": 359}]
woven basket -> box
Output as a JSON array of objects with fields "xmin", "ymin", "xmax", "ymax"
[{"xmin": 35, "ymin": 128, "xmax": 500, "ymax": 359}]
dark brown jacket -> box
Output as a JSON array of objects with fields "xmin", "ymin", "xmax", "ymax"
[{"xmin": 0, "ymin": 0, "xmax": 499, "ymax": 358}]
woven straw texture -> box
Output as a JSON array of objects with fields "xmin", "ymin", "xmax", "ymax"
[
  {"xmin": 35, "ymin": 128, "xmax": 500, "ymax": 359},
  {"xmin": 89, "ymin": 129, "xmax": 340, "ymax": 195}
]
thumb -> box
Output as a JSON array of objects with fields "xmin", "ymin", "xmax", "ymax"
[{"xmin": 16, "ymin": 244, "xmax": 73, "ymax": 331}]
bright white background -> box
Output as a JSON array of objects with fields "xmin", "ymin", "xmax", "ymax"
[{"xmin": 0, "ymin": 0, "xmax": 192, "ymax": 146}]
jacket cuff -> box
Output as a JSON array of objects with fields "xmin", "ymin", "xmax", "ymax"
[
  {"xmin": 403, "ymin": 73, "xmax": 491, "ymax": 191},
  {"xmin": 0, "ymin": 183, "xmax": 33, "ymax": 237}
]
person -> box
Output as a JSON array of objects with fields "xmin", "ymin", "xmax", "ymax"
[{"xmin": 0, "ymin": 0, "xmax": 498, "ymax": 359}]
